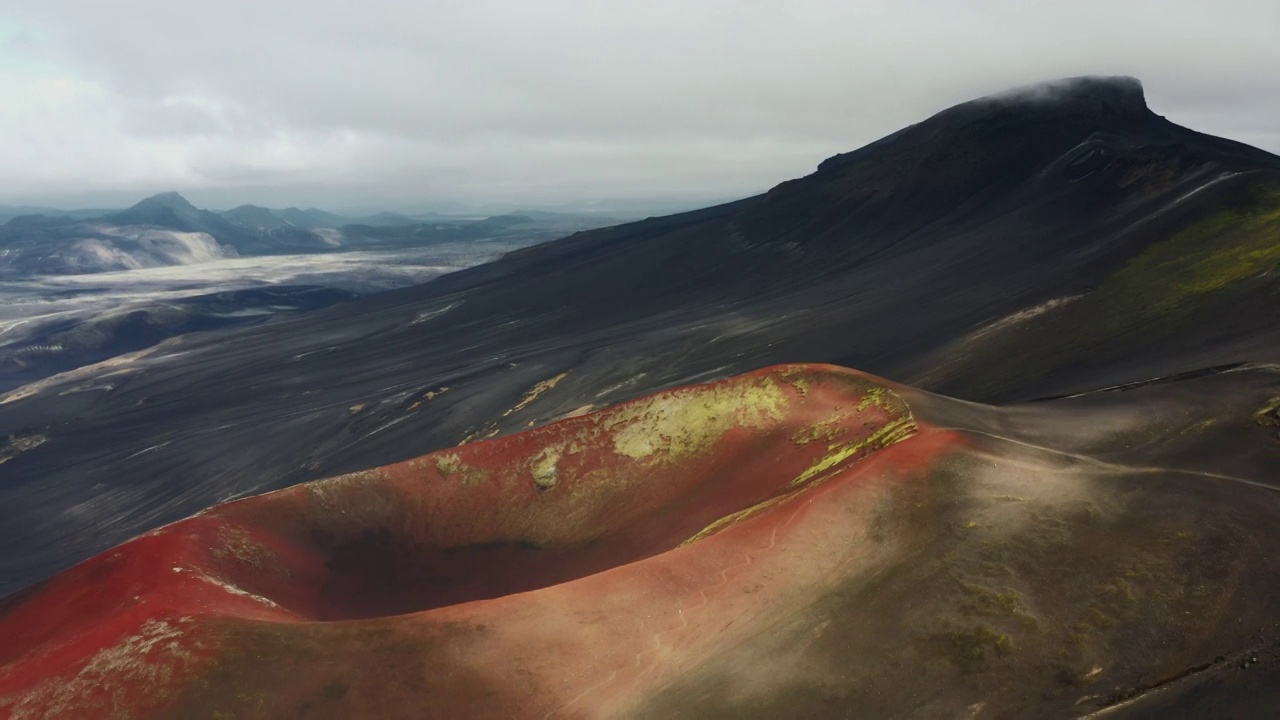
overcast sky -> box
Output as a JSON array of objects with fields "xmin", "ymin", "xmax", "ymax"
[{"xmin": 1, "ymin": 1, "xmax": 1278, "ymax": 212}]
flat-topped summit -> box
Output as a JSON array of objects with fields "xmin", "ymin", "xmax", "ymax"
[
  {"xmin": 979, "ymin": 75, "xmax": 1148, "ymax": 114},
  {"xmin": 816, "ymin": 76, "xmax": 1158, "ymax": 176}
]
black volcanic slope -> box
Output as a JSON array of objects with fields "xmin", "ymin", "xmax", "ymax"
[{"xmin": 3, "ymin": 76, "xmax": 1280, "ymax": 595}]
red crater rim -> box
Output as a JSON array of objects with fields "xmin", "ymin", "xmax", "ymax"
[{"xmin": 0, "ymin": 363, "xmax": 944, "ymax": 718}]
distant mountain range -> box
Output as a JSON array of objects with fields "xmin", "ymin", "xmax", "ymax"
[
  {"xmin": 0, "ymin": 205, "xmax": 115, "ymax": 223},
  {"xmin": 0, "ymin": 193, "xmax": 619, "ymax": 275}
]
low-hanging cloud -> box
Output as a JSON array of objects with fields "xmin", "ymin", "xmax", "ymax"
[{"xmin": 1, "ymin": 0, "xmax": 1278, "ymax": 210}]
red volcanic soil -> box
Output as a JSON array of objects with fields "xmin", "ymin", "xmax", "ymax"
[{"xmin": 0, "ymin": 364, "xmax": 961, "ymax": 719}]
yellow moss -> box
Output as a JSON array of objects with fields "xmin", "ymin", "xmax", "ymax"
[
  {"xmin": 680, "ymin": 494, "xmax": 791, "ymax": 546},
  {"xmin": 435, "ymin": 452, "xmax": 488, "ymax": 486},
  {"xmin": 609, "ymin": 376, "xmax": 787, "ymax": 460},
  {"xmin": 792, "ymin": 415, "xmax": 849, "ymax": 445},
  {"xmin": 436, "ymin": 453, "xmax": 462, "ymax": 476},
  {"xmin": 790, "ymin": 415, "xmax": 916, "ymax": 488},
  {"xmin": 779, "ymin": 368, "xmax": 812, "ymax": 397},
  {"xmin": 856, "ymin": 385, "xmax": 894, "ymax": 412},
  {"xmin": 531, "ymin": 447, "xmax": 560, "ymax": 490}
]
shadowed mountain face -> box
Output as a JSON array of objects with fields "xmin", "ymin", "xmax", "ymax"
[
  {"xmin": 273, "ymin": 206, "xmax": 350, "ymax": 229},
  {"xmin": 218, "ymin": 204, "xmax": 298, "ymax": 232},
  {"xmin": 107, "ymin": 192, "xmax": 241, "ymax": 236},
  {"xmin": 2, "ymin": 75, "xmax": 1279, "ymax": 603}
]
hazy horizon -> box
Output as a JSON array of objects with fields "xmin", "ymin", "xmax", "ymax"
[
  {"xmin": 2, "ymin": 1, "xmax": 1278, "ymax": 210},
  {"xmin": 0, "ymin": 191, "xmax": 736, "ymax": 218}
]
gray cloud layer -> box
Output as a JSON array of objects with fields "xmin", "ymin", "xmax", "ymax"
[{"xmin": 2, "ymin": 0, "xmax": 1278, "ymax": 210}]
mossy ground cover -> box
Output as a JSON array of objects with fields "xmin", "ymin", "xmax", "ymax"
[
  {"xmin": 954, "ymin": 185, "xmax": 1280, "ymax": 398},
  {"xmin": 1088, "ymin": 186, "xmax": 1280, "ymax": 325}
]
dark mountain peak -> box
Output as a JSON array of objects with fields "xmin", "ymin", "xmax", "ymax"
[
  {"xmin": 733, "ymin": 75, "xmax": 1280, "ymax": 258},
  {"xmin": 947, "ymin": 75, "xmax": 1154, "ymax": 136},
  {"xmin": 933, "ymin": 75, "xmax": 1152, "ymax": 135},
  {"xmin": 816, "ymin": 76, "xmax": 1156, "ymax": 176},
  {"xmin": 131, "ymin": 191, "xmax": 198, "ymax": 212},
  {"xmin": 106, "ymin": 191, "xmax": 228, "ymax": 233}
]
